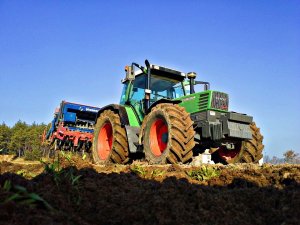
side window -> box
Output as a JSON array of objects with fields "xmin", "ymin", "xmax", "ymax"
[
  {"xmin": 173, "ymin": 83, "xmax": 185, "ymax": 98},
  {"xmin": 129, "ymin": 75, "xmax": 146, "ymax": 105},
  {"xmin": 119, "ymin": 81, "xmax": 129, "ymax": 105},
  {"xmin": 128, "ymin": 74, "xmax": 146, "ymax": 121}
]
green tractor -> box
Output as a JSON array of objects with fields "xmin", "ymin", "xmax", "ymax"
[{"xmin": 92, "ymin": 60, "xmax": 264, "ymax": 165}]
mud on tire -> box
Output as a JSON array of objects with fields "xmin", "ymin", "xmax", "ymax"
[
  {"xmin": 142, "ymin": 103, "xmax": 195, "ymax": 164},
  {"xmin": 92, "ymin": 110, "xmax": 129, "ymax": 164},
  {"xmin": 238, "ymin": 122, "xmax": 264, "ymax": 163}
]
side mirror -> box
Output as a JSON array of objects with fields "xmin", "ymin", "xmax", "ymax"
[{"xmin": 125, "ymin": 66, "xmax": 135, "ymax": 80}]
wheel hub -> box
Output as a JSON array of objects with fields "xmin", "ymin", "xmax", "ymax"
[
  {"xmin": 218, "ymin": 145, "xmax": 240, "ymax": 163},
  {"xmin": 150, "ymin": 119, "xmax": 168, "ymax": 156},
  {"xmin": 97, "ymin": 122, "xmax": 113, "ymax": 160}
]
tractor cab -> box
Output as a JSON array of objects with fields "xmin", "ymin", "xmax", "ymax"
[{"xmin": 120, "ymin": 62, "xmax": 187, "ymax": 121}]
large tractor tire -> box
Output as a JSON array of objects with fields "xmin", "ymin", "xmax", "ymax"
[
  {"xmin": 216, "ymin": 122, "xmax": 264, "ymax": 164},
  {"xmin": 141, "ymin": 103, "xmax": 195, "ymax": 164},
  {"xmin": 92, "ymin": 110, "xmax": 129, "ymax": 164}
]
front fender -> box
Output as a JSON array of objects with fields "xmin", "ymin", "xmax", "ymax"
[{"xmin": 145, "ymin": 99, "xmax": 181, "ymax": 115}]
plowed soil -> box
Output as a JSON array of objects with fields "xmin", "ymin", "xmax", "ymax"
[{"xmin": 0, "ymin": 155, "xmax": 299, "ymax": 225}]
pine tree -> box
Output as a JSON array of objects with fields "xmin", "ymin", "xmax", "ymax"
[
  {"xmin": 9, "ymin": 120, "xmax": 29, "ymax": 156},
  {"xmin": 0, "ymin": 122, "xmax": 11, "ymax": 154}
]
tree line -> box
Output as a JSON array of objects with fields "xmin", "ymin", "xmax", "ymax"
[
  {"xmin": 264, "ymin": 150, "xmax": 300, "ymax": 164},
  {"xmin": 0, "ymin": 121, "xmax": 48, "ymax": 159}
]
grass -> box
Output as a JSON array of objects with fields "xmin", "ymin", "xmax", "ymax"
[
  {"xmin": 40, "ymin": 155, "xmax": 62, "ymax": 186},
  {"xmin": 60, "ymin": 150, "xmax": 73, "ymax": 163},
  {"xmin": 130, "ymin": 164, "xmax": 147, "ymax": 178},
  {"xmin": 40, "ymin": 151, "xmax": 82, "ymax": 205},
  {"xmin": 186, "ymin": 165, "xmax": 221, "ymax": 181},
  {"xmin": 150, "ymin": 169, "xmax": 165, "ymax": 178},
  {"xmin": 130, "ymin": 165, "xmax": 165, "ymax": 179},
  {"xmin": 40, "ymin": 151, "xmax": 81, "ymax": 187},
  {"xmin": 1, "ymin": 180, "xmax": 53, "ymax": 210},
  {"xmin": 16, "ymin": 169, "xmax": 36, "ymax": 179}
]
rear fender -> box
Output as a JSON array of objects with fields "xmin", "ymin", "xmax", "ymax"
[
  {"xmin": 96, "ymin": 104, "xmax": 141, "ymax": 153},
  {"xmin": 96, "ymin": 104, "xmax": 129, "ymax": 126}
]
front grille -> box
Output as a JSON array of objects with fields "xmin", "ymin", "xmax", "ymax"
[
  {"xmin": 199, "ymin": 93, "xmax": 210, "ymax": 111},
  {"xmin": 211, "ymin": 92, "xmax": 229, "ymax": 111}
]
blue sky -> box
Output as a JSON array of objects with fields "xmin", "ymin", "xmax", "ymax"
[{"xmin": 0, "ymin": 0, "xmax": 299, "ymax": 157}]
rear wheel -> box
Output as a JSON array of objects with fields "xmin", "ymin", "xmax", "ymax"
[
  {"xmin": 216, "ymin": 122, "xmax": 264, "ymax": 163},
  {"xmin": 92, "ymin": 110, "xmax": 129, "ymax": 164},
  {"xmin": 142, "ymin": 103, "xmax": 195, "ymax": 164}
]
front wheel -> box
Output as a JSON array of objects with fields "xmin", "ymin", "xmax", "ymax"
[
  {"xmin": 141, "ymin": 103, "xmax": 196, "ymax": 164},
  {"xmin": 92, "ymin": 110, "xmax": 129, "ymax": 164},
  {"xmin": 215, "ymin": 122, "xmax": 264, "ymax": 163}
]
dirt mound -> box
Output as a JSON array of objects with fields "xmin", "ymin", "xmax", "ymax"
[{"xmin": 0, "ymin": 156, "xmax": 299, "ymax": 225}]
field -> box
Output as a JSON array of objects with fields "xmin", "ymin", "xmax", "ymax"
[{"xmin": 0, "ymin": 154, "xmax": 299, "ymax": 225}]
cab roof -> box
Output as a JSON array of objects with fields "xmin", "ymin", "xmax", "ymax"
[
  {"xmin": 122, "ymin": 63, "xmax": 187, "ymax": 83},
  {"xmin": 149, "ymin": 64, "xmax": 186, "ymax": 82}
]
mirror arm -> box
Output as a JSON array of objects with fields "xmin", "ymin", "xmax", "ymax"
[{"xmin": 132, "ymin": 63, "xmax": 145, "ymax": 73}]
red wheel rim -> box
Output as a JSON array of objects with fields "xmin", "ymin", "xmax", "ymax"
[
  {"xmin": 97, "ymin": 122, "xmax": 113, "ymax": 160},
  {"xmin": 218, "ymin": 145, "xmax": 240, "ymax": 162},
  {"xmin": 150, "ymin": 119, "xmax": 168, "ymax": 156}
]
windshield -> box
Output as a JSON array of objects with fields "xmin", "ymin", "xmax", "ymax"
[
  {"xmin": 120, "ymin": 73, "xmax": 186, "ymax": 108},
  {"xmin": 150, "ymin": 75, "xmax": 185, "ymax": 101}
]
